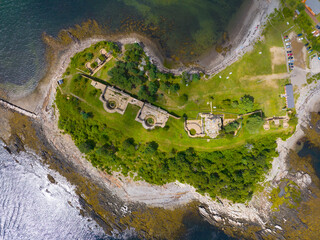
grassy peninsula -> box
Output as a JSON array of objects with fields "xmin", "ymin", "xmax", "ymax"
[{"xmin": 55, "ymin": 11, "xmax": 297, "ymax": 203}]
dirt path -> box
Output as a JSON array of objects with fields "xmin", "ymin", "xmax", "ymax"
[
  {"xmin": 242, "ymin": 73, "xmax": 289, "ymax": 81},
  {"xmin": 270, "ymin": 46, "xmax": 286, "ymax": 73}
]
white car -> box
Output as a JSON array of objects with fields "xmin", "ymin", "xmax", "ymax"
[
  {"xmin": 284, "ymin": 38, "xmax": 290, "ymax": 42},
  {"xmin": 285, "ymin": 42, "xmax": 291, "ymax": 46},
  {"xmin": 298, "ymin": 37, "xmax": 304, "ymax": 41}
]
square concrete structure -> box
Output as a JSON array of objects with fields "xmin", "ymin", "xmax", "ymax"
[
  {"xmin": 185, "ymin": 119, "xmax": 205, "ymax": 138},
  {"xmin": 135, "ymin": 103, "xmax": 170, "ymax": 130},
  {"xmin": 102, "ymin": 86, "xmax": 131, "ymax": 115},
  {"xmin": 91, "ymin": 83, "xmax": 170, "ymax": 129},
  {"xmin": 185, "ymin": 113, "xmax": 222, "ymax": 139},
  {"xmin": 200, "ymin": 113, "xmax": 223, "ymax": 139}
]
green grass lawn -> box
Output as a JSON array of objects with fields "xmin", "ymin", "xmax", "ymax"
[
  {"xmin": 54, "ymin": 9, "xmax": 300, "ymax": 203},
  {"xmin": 58, "ymin": 12, "xmax": 294, "ymax": 152},
  {"xmin": 60, "ymin": 74, "xmax": 293, "ymax": 152}
]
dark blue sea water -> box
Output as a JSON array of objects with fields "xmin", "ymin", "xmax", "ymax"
[
  {"xmin": 298, "ymin": 141, "xmax": 320, "ymax": 179},
  {"xmin": 0, "ymin": 0, "xmax": 244, "ymax": 93}
]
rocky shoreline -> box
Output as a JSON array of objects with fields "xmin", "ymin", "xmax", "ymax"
[
  {"xmin": 9, "ymin": 0, "xmax": 277, "ymax": 114},
  {"xmin": 35, "ymin": 28, "xmax": 320, "ymax": 240},
  {"xmin": 2, "ymin": 0, "xmax": 320, "ymax": 237}
]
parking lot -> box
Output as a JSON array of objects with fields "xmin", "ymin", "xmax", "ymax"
[{"xmin": 282, "ymin": 32, "xmax": 308, "ymax": 72}]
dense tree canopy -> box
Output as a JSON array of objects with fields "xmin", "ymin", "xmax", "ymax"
[
  {"xmin": 56, "ymin": 88, "xmax": 283, "ymax": 203},
  {"xmin": 246, "ymin": 114, "xmax": 264, "ymax": 134}
]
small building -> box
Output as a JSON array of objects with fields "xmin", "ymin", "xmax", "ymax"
[
  {"xmin": 305, "ymin": 0, "xmax": 320, "ymax": 16},
  {"xmin": 185, "ymin": 119, "xmax": 205, "ymax": 138},
  {"xmin": 135, "ymin": 103, "xmax": 170, "ymax": 130},
  {"xmin": 102, "ymin": 86, "xmax": 131, "ymax": 115},
  {"xmin": 57, "ymin": 79, "xmax": 64, "ymax": 85},
  {"xmin": 285, "ymin": 84, "xmax": 295, "ymax": 109},
  {"xmin": 199, "ymin": 113, "xmax": 223, "ymax": 138}
]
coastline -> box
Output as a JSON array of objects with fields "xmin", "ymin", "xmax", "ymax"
[
  {"xmin": 6, "ymin": 0, "xmax": 277, "ymax": 113},
  {"xmin": 36, "ymin": 33, "xmax": 320, "ymax": 231},
  {"xmin": 197, "ymin": 0, "xmax": 279, "ymax": 74},
  {"xmin": 2, "ymin": 0, "xmax": 320, "ymax": 236},
  {"xmin": 36, "ymin": 66, "xmax": 320, "ymax": 236}
]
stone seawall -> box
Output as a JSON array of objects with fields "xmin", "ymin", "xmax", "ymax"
[{"xmin": 0, "ymin": 98, "xmax": 38, "ymax": 119}]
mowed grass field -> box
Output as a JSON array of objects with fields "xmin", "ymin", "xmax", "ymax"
[{"xmin": 59, "ymin": 13, "xmax": 296, "ymax": 152}]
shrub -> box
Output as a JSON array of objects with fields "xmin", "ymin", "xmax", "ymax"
[
  {"xmin": 78, "ymin": 140, "xmax": 96, "ymax": 153},
  {"xmin": 246, "ymin": 114, "xmax": 264, "ymax": 134},
  {"xmin": 91, "ymin": 62, "xmax": 98, "ymax": 69},
  {"xmin": 224, "ymin": 121, "xmax": 240, "ymax": 133},
  {"xmin": 98, "ymin": 54, "xmax": 106, "ymax": 62},
  {"xmin": 179, "ymin": 94, "xmax": 189, "ymax": 104}
]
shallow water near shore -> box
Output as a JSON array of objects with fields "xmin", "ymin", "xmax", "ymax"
[
  {"xmin": 0, "ymin": 142, "xmax": 109, "ymax": 239},
  {"xmin": 0, "ymin": 140, "xmax": 235, "ymax": 239},
  {"xmin": 0, "ymin": 0, "xmax": 244, "ymax": 94},
  {"xmin": 298, "ymin": 141, "xmax": 320, "ymax": 179}
]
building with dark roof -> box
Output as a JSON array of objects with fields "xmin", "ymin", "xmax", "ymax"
[
  {"xmin": 305, "ymin": 0, "xmax": 320, "ymax": 15},
  {"xmin": 285, "ymin": 84, "xmax": 295, "ymax": 109}
]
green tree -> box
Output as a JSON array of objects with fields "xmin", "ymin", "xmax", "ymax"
[
  {"xmin": 224, "ymin": 121, "xmax": 240, "ymax": 133},
  {"xmin": 297, "ymin": 3, "xmax": 305, "ymax": 11},
  {"xmin": 179, "ymin": 94, "xmax": 188, "ymax": 104},
  {"xmin": 85, "ymin": 52, "xmax": 93, "ymax": 60},
  {"xmin": 192, "ymin": 73, "xmax": 200, "ymax": 82},
  {"xmin": 138, "ymin": 85, "xmax": 156, "ymax": 102},
  {"xmin": 91, "ymin": 62, "xmax": 98, "ymax": 69},
  {"xmin": 245, "ymin": 114, "xmax": 264, "ymax": 134},
  {"xmin": 145, "ymin": 141, "xmax": 159, "ymax": 155},
  {"xmin": 170, "ymin": 83, "xmax": 180, "ymax": 93},
  {"xmin": 122, "ymin": 138, "xmax": 136, "ymax": 156},
  {"xmin": 78, "ymin": 140, "xmax": 96, "ymax": 153},
  {"xmin": 148, "ymin": 81, "xmax": 159, "ymax": 95},
  {"xmin": 239, "ymin": 95, "xmax": 255, "ymax": 113}
]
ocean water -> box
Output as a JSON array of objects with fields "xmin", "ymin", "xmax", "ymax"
[
  {"xmin": 0, "ymin": 142, "xmax": 133, "ymax": 240},
  {"xmin": 0, "ymin": 141, "xmax": 235, "ymax": 239},
  {"xmin": 298, "ymin": 141, "xmax": 320, "ymax": 179},
  {"xmin": 0, "ymin": 0, "xmax": 244, "ymax": 95}
]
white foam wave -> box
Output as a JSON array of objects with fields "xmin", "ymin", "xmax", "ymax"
[{"xmin": 0, "ymin": 144, "xmax": 107, "ymax": 240}]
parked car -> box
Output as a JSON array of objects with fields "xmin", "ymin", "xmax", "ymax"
[
  {"xmin": 284, "ymin": 35, "xmax": 288, "ymax": 38},
  {"xmin": 315, "ymin": 33, "xmax": 320, "ymax": 37},
  {"xmin": 318, "ymin": 56, "xmax": 320, "ymax": 60},
  {"xmin": 285, "ymin": 42, "xmax": 291, "ymax": 46},
  {"xmin": 312, "ymin": 30, "xmax": 317, "ymax": 34},
  {"xmin": 305, "ymin": 43, "xmax": 309, "ymax": 46},
  {"xmin": 287, "ymin": 53, "xmax": 293, "ymax": 56},
  {"xmin": 288, "ymin": 60, "xmax": 294, "ymax": 63},
  {"xmin": 297, "ymin": 33, "xmax": 303, "ymax": 37},
  {"xmin": 286, "ymin": 45, "xmax": 291, "ymax": 49},
  {"xmin": 285, "ymin": 38, "xmax": 290, "ymax": 42},
  {"xmin": 287, "ymin": 50, "xmax": 292, "ymax": 53},
  {"xmin": 298, "ymin": 37, "xmax": 304, "ymax": 41},
  {"xmin": 307, "ymin": 46, "xmax": 311, "ymax": 50},
  {"xmin": 288, "ymin": 57, "xmax": 293, "ymax": 59},
  {"xmin": 317, "ymin": 25, "xmax": 320, "ymax": 30},
  {"xmin": 309, "ymin": 49, "xmax": 314, "ymax": 53}
]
